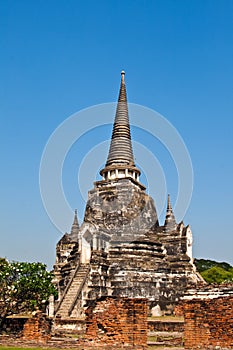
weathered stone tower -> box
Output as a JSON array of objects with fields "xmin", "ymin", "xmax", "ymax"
[{"xmin": 53, "ymin": 72, "xmax": 202, "ymax": 320}]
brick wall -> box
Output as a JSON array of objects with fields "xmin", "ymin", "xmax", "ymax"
[
  {"xmin": 85, "ymin": 297, "xmax": 148, "ymax": 348},
  {"xmin": 0, "ymin": 317, "xmax": 27, "ymax": 336},
  {"xmin": 184, "ymin": 296, "xmax": 233, "ymax": 349},
  {"xmin": 22, "ymin": 311, "xmax": 51, "ymax": 342},
  {"xmin": 174, "ymin": 302, "xmax": 184, "ymax": 317}
]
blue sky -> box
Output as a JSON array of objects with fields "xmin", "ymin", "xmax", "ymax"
[{"xmin": 1, "ymin": 0, "xmax": 232, "ymax": 268}]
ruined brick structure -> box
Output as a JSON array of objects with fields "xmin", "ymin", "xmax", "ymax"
[
  {"xmin": 85, "ymin": 297, "xmax": 147, "ymax": 347},
  {"xmin": 53, "ymin": 71, "xmax": 202, "ymax": 323},
  {"xmin": 183, "ymin": 284, "xmax": 233, "ymax": 349},
  {"xmin": 22, "ymin": 311, "xmax": 51, "ymax": 342}
]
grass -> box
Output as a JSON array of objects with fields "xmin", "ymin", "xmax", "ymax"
[
  {"xmin": 0, "ymin": 348, "xmax": 185, "ymax": 350},
  {"xmin": 0, "ymin": 347, "xmax": 82, "ymax": 350},
  {"xmin": 0, "ymin": 347, "xmax": 85, "ymax": 350},
  {"xmin": 0, "ymin": 348, "xmax": 57, "ymax": 350},
  {"xmin": 0, "ymin": 346, "xmax": 185, "ymax": 350}
]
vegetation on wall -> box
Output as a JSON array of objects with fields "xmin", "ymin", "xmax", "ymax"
[{"xmin": 194, "ymin": 258, "xmax": 233, "ymax": 284}]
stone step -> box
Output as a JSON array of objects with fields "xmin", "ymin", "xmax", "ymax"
[
  {"xmin": 55, "ymin": 266, "xmax": 89, "ymax": 317},
  {"xmin": 48, "ymin": 337, "xmax": 78, "ymax": 343},
  {"xmin": 62, "ymin": 288, "xmax": 81, "ymax": 292},
  {"xmin": 148, "ymin": 330, "xmax": 184, "ymax": 348},
  {"xmin": 59, "ymin": 297, "xmax": 78, "ymax": 302},
  {"xmin": 149, "ymin": 331, "xmax": 183, "ymax": 337},
  {"xmin": 62, "ymin": 289, "xmax": 80, "ymax": 294}
]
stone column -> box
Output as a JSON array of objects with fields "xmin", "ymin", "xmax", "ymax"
[
  {"xmin": 93, "ymin": 234, "xmax": 97, "ymax": 250},
  {"xmin": 48, "ymin": 295, "xmax": 54, "ymax": 318}
]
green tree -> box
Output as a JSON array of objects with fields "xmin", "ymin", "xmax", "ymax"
[
  {"xmin": 0, "ymin": 259, "xmax": 57, "ymax": 325},
  {"xmin": 194, "ymin": 258, "xmax": 232, "ymax": 273},
  {"xmin": 200, "ymin": 266, "xmax": 233, "ymax": 284}
]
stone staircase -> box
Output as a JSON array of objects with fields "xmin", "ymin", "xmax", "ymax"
[
  {"xmin": 148, "ymin": 332, "xmax": 184, "ymax": 348},
  {"xmin": 55, "ymin": 263, "xmax": 90, "ymax": 318}
]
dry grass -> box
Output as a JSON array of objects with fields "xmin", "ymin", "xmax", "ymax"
[{"xmin": 0, "ymin": 348, "xmax": 77, "ymax": 350}]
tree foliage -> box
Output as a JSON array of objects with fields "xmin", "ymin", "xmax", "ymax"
[
  {"xmin": 200, "ymin": 266, "xmax": 233, "ymax": 284},
  {"xmin": 194, "ymin": 258, "xmax": 232, "ymax": 273},
  {"xmin": 0, "ymin": 258, "xmax": 57, "ymax": 323},
  {"xmin": 194, "ymin": 258, "xmax": 233, "ymax": 284}
]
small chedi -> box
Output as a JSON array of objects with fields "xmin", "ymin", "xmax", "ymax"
[{"xmin": 53, "ymin": 72, "xmax": 202, "ymax": 322}]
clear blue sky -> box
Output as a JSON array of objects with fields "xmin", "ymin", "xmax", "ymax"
[{"xmin": 1, "ymin": 0, "xmax": 232, "ymax": 268}]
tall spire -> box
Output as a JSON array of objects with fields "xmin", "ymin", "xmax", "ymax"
[
  {"xmin": 164, "ymin": 195, "xmax": 177, "ymax": 231},
  {"xmin": 70, "ymin": 209, "xmax": 79, "ymax": 237},
  {"xmin": 100, "ymin": 71, "xmax": 141, "ymax": 184},
  {"xmin": 106, "ymin": 71, "xmax": 135, "ymax": 166}
]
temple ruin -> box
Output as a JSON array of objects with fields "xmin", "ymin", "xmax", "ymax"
[{"xmin": 53, "ymin": 71, "xmax": 202, "ymax": 325}]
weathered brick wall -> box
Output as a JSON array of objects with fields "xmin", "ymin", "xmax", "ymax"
[
  {"xmin": 85, "ymin": 297, "xmax": 148, "ymax": 348},
  {"xmin": 22, "ymin": 311, "xmax": 51, "ymax": 342},
  {"xmin": 0, "ymin": 317, "xmax": 27, "ymax": 336},
  {"xmin": 184, "ymin": 296, "xmax": 233, "ymax": 349},
  {"xmin": 174, "ymin": 302, "xmax": 184, "ymax": 317}
]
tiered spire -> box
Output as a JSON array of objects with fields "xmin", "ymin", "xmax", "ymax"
[
  {"xmin": 100, "ymin": 71, "xmax": 141, "ymax": 184},
  {"xmin": 164, "ymin": 195, "xmax": 177, "ymax": 231},
  {"xmin": 106, "ymin": 71, "xmax": 135, "ymax": 166},
  {"xmin": 70, "ymin": 209, "xmax": 79, "ymax": 237}
]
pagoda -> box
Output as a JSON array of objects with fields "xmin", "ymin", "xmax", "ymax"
[{"xmin": 53, "ymin": 72, "xmax": 202, "ymax": 321}]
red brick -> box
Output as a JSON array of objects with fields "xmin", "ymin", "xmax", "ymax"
[
  {"xmin": 85, "ymin": 297, "xmax": 148, "ymax": 348},
  {"xmin": 184, "ymin": 295, "xmax": 233, "ymax": 349}
]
